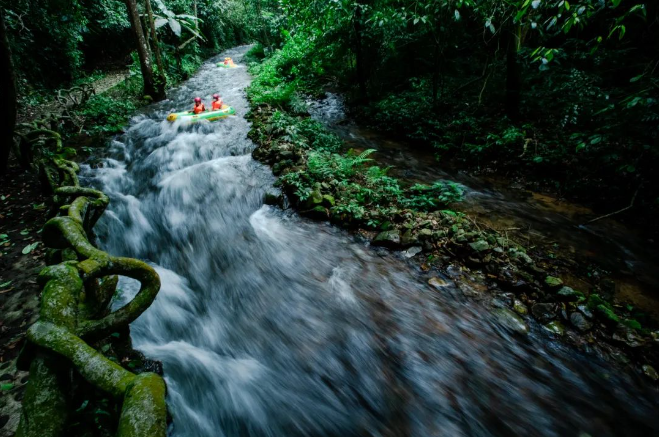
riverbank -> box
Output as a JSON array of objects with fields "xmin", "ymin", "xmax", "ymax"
[{"xmin": 244, "ymin": 53, "xmax": 659, "ymax": 381}]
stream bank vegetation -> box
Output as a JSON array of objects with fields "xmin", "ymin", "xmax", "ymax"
[
  {"xmin": 245, "ymin": 37, "xmax": 659, "ymax": 381},
  {"xmin": 246, "ymin": 0, "xmax": 659, "ymax": 232}
]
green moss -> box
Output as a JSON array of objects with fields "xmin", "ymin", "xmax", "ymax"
[
  {"xmin": 15, "ymin": 357, "xmax": 70, "ymax": 437},
  {"xmin": 117, "ymin": 373, "xmax": 167, "ymax": 437},
  {"xmin": 28, "ymin": 322, "xmax": 134, "ymax": 398},
  {"xmin": 622, "ymin": 318, "xmax": 642, "ymax": 330}
]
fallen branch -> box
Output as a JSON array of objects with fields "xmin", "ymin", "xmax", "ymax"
[{"xmin": 584, "ymin": 185, "xmax": 641, "ymax": 225}]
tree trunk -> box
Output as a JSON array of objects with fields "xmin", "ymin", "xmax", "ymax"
[
  {"xmin": 0, "ymin": 10, "xmax": 17, "ymax": 175},
  {"xmin": 254, "ymin": 0, "xmax": 271, "ymax": 52},
  {"xmin": 124, "ymin": 0, "xmax": 165, "ymax": 101},
  {"xmin": 505, "ymin": 23, "xmax": 522, "ymax": 120},
  {"xmin": 353, "ymin": 3, "xmax": 368, "ymax": 103},
  {"xmin": 144, "ymin": 0, "xmax": 166, "ymax": 89}
]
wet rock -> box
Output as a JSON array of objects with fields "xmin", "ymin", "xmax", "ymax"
[
  {"xmin": 373, "ymin": 230, "xmax": 401, "ymax": 248},
  {"xmin": 446, "ymin": 264, "xmax": 462, "ymax": 277},
  {"xmin": 531, "ymin": 303, "xmax": 557, "ymax": 323},
  {"xmin": 642, "ymin": 364, "xmax": 659, "ymax": 381},
  {"xmin": 544, "ymin": 276, "xmax": 563, "ymax": 288},
  {"xmin": 401, "ymin": 229, "xmax": 418, "ymax": 247},
  {"xmin": 403, "ymin": 246, "xmax": 423, "ymax": 258},
  {"xmin": 428, "ymin": 277, "xmax": 450, "ymax": 289},
  {"xmin": 569, "ymin": 312, "xmax": 593, "ymax": 332},
  {"xmin": 556, "ymin": 286, "xmax": 583, "ymax": 302},
  {"xmin": 418, "ymin": 229, "xmax": 433, "ymax": 239},
  {"xmin": 509, "ymin": 248, "xmax": 533, "ymax": 265},
  {"xmin": 494, "ymin": 308, "xmax": 529, "ymax": 335},
  {"xmin": 543, "ymin": 321, "xmax": 566, "ymax": 336},
  {"xmin": 612, "ymin": 325, "xmax": 645, "ymax": 348},
  {"xmin": 263, "ymin": 192, "xmax": 280, "ymax": 206},
  {"xmin": 513, "ymin": 299, "xmax": 528, "ymax": 315},
  {"xmin": 305, "ymin": 205, "xmax": 328, "ymax": 220},
  {"xmin": 577, "ymin": 304, "xmax": 594, "ymax": 319}
]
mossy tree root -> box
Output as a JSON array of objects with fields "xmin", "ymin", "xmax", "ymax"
[{"xmin": 17, "ymin": 152, "xmax": 166, "ymax": 436}]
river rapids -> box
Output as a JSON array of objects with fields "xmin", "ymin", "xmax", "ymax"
[{"xmin": 83, "ymin": 45, "xmax": 659, "ymax": 437}]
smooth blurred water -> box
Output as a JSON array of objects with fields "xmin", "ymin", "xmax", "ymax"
[{"xmin": 83, "ymin": 45, "xmax": 659, "ymax": 437}]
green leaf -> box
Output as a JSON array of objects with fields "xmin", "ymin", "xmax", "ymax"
[
  {"xmin": 514, "ymin": 6, "xmax": 529, "ymax": 22},
  {"xmin": 1, "ymin": 383, "xmax": 14, "ymax": 391},
  {"xmin": 576, "ymin": 142, "xmax": 586, "ymax": 152},
  {"xmin": 618, "ymin": 24, "xmax": 626, "ymax": 39},
  {"xmin": 533, "ymin": 156, "xmax": 544, "ymax": 163},
  {"xmin": 22, "ymin": 242, "xmax": 39, "ymax": 255},
  {"xmin": 20, "ymin": 230, "xmax": 29, "ymax": 236},
  {"xmin": 630, "ymin": 74, "xmax": 644, "ymax": 83},
  {"xmin": 0, "ymin": 281, "xmax": 12, "ymax": 288}
]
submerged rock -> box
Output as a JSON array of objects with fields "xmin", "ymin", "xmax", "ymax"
[
  {"xmin": 373, "ymin": 230, "xmax": 401, "ymax": 248},
  {"xmin": 494, "ymin": 308, "xmax": 529, "ymax": 335}
]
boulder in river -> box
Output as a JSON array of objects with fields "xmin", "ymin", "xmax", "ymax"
[{"xmin": 263, "ymin": 192, "xmax": 280, "ymax": 206}]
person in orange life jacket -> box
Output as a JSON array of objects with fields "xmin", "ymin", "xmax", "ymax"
[
  {"xmin": 190, "ymin": 97, "xmax": 206, "ymax": 114},
  {"xmin": 211, "ymin": 94, "xmax": 223, "ymax": 110},
  {"xmin": 224, "ymin": 57, "xmax": 231, "ymax": 65}
]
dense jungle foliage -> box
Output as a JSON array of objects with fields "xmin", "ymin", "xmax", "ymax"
[{"xmin": 246, "ymin": 0, "xmax": 659, "ymax": 222}]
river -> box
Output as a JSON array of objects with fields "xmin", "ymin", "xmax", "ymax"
[{"xmin": 83, "ymin": 45, "xmax": 659, "ymax": 437}]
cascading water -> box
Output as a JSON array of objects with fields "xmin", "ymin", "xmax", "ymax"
[{"xmin": 83, "ymin": 46, "xmax": 659, "ymax": 437}]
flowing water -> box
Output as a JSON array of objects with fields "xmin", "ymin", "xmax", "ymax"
[
  {"xmin": 83, "ymin": 46, "xmax": 659, "ymax": 437},
  {"xmin": 308, "ymin": 94, "xmax": 659, "ymax": 317}
]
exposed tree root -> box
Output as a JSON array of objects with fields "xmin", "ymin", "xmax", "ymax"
[{"xmin": 15, "ymin": 133, "xmax": 166, "ymax": 436}]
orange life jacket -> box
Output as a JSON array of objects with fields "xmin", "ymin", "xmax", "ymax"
[
  {"xmin": 193, "ymin": 103, "xmax": 206, "ymax": 114},
  {"xmin": 212, "ymin": 100, "xmax": 223, "ymax": 110}
]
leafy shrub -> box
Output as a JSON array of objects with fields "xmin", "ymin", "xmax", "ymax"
[{"xmin": 76, "ymin": 95, "xmax": 136, "ymax": 134}]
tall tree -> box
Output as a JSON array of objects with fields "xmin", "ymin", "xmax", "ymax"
[
  {"xmin": 124, "ymin": 0, "xmax": 165, "ymax": 101},
  {"xmin": 144, "ymin": 0, "xmax": 167, "ymax": 90},
  {"xmin": 0, "ymin": 10, "xmax": 17, "ymax": 175}
]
